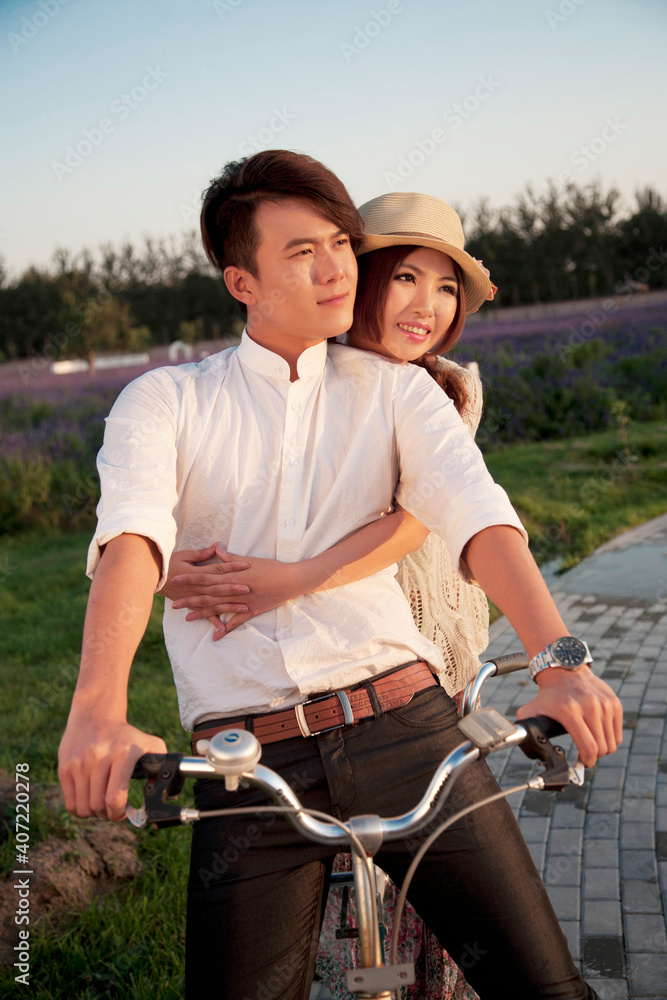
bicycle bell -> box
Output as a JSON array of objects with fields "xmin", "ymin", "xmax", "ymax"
[{"xmin": 202, "ymin": 729, "xmax": 263, "ymax": 790}]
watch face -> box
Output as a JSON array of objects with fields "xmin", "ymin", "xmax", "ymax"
[{"xmin": 552, "ymin": 636, "xmax": 587, "ymax": 667}]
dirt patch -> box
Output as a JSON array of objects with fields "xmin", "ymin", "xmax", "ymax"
[{"xmin": 0, "ymin": 777, "xmax": 140, "ymax": 965}]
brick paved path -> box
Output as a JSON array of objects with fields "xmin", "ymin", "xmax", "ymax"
[{"xmin": 484, "ymin": 514, "xmax": 667, "ymax": 999}]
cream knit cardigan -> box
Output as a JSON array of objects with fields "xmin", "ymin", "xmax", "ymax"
[{"xmin": 395, "ymin": 357, "xmax": 489, "ymax": 697}]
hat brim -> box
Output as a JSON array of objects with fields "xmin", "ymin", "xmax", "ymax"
[{"xmin": 356, "ymin": 233, "xmax": 491, "ymax": 315}]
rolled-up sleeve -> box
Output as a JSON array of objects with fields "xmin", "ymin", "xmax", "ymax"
[
  {"xmin": 86, "ymin": 370, "xmax": 180, "ymax": 589},
  {"xmin": 393, "ymin": 367, "xmax": 527, "ymax": 575}
]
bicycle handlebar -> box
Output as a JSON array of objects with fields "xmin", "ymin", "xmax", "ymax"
[
  {"xmin": 127, "ymin": 708, "xmax": 579, "ymax": 840},
  {"xmin": 460, "ymin": 653, "xmax": 531, "ymax": 716},
  {"xmin": 131, "ymin": 753, "xmax": 173, "ymax": 781},
  {"xmin": 488, "ymin": 651, "xmax": 532, "ymax": 675}
]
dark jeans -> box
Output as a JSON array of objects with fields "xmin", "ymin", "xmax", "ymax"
[{"xmin": 186, "ymin": 686, "xmax": 597, "ymax": 1000}]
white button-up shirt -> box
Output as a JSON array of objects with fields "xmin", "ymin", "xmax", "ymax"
[{"xmin": 88, "ymin": 333, "xmax": 526, "ymax": 730}]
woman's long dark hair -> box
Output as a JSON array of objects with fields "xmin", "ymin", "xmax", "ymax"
[{"xmin": 348, "ymin": 245, "xmax": 470, "ymax": 414}]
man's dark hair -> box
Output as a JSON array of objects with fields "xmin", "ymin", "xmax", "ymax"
[{"xmin": 200, "ymin": 150, "xmax": 364, "ymax": 278}]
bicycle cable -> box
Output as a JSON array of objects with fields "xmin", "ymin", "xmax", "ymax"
[
  {"xmin": 388, "ymin": 781, "xmax": 531, "ymax": 989},
  {"xmin": 192, "ymin": 802, "xmax": 378, "ymax": 924}
]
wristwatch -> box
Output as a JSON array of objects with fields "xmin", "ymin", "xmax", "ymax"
[{"xmin": 529, "ymin": 637, "xmax": 593, "ymax": 682}]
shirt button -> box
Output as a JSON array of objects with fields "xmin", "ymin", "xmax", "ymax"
[
  {"xmin": 285, "ymin": 518, "xmax": 294, "ymax": 527},
  {"xmin": 291, "ymin": 402, "xmax": 299, "ymax": 410},
  {"xmin": 274, "ymin": 365, "xmax": 283, "ymax": 374},
  {"xmin": 290, "ymin": 457, "xmax": 299, "ymax": 466}
]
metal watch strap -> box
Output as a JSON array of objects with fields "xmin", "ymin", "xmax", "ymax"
[
  {"xmin": 529, "ymin": 638, "xmax": 593, "ymax": 682},
  {"xmin": 529, "ymin": 647, "xmax": 558, "ymax": 680}
]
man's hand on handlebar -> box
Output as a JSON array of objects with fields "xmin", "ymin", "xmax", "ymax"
[
  {"xmin": 58, "ymin": 715, "xmax": 167, "ymax": 823},
  {"xmin": 516, "ymin": 665, "xmax": 622, "ymax": 769}
]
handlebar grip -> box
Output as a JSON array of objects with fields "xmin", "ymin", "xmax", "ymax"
[
  {"xmin": 523, "ymin": 715, "xmax": 567, "ymax": 739},
  {"xmin": 131, "ymin": 753, "xmax": 167, "ymax": 780},
  {"xmin": 487, "ymin": 651, "xmax": 529, "ymax": 675},
  {"xmin": 519, "ymin": 715, "xmax": 570, "ymax": 789}
]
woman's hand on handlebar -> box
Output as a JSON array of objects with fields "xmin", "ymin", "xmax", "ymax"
[{"xmin": 516, "ymin": 666, "xmax": 622, "ymax": 768}]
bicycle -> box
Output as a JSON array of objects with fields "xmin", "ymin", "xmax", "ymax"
[{"xmin": 126, "ymin": 653, "xmax": 584, "ymax": 1000}]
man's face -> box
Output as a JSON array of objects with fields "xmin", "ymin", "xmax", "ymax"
[{"xmin": 235, "ymin": 199, "xmax": 358, "ymax": 358}]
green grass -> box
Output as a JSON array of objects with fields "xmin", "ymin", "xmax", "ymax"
[
  {"xmin": 16, "ymin": 829, "xmax": 190, "ymax": 999},
  {"xmin": 0, "ymin": 531, "xmax": 190, "ymax": 779},
  {"xmin": 1, "ymin": 421, "xmax": 665, "ymax": 996},
  {"xmin": 0, "ymin": 530, "xmax": 191, "ymax": 999},
  {"xmin": 485, "ymin": 422, "xmax": 667, "ymax": 569}
]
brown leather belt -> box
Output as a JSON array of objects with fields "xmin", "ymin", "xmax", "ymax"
[{"xmin": 191, "ymin": 660, "xmax": 437, "ymax": 754}]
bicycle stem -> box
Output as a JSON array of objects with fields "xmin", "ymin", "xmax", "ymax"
[{"xmin": 351, "ymin": 851, "xmax": 383, "ymax": 969}]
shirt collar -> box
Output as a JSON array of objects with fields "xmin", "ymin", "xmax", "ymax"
[{"xmin": 237, "ymin": 330, "xmax": 328, "ymax": 380}]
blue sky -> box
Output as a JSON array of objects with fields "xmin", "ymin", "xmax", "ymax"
[{"xmin": 1, "ymin": 0, "xmax": 665, "ymax": 278}]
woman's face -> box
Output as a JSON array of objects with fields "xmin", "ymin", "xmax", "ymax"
[{"xmin": 377, "ymin": 247, "xmax": 459, "ymax": 362}]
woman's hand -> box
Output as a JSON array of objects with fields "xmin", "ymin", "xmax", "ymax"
[
  {"xmin": 169, "ymin": 544, "xmax": 310, "ymax": 639},
  {"xmin": 160, "ymin": 543, "xmax": 252, "ymax": 639}
]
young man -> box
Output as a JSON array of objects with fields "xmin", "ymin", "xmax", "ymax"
[{"xmin": 59, "ymin": 150, "xmax": 620, "ymax": 999}]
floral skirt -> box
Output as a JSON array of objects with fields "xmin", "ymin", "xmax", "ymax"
[{"xmin": 314, "ymin": 854, "xmax": 479, "ymax": 1000}]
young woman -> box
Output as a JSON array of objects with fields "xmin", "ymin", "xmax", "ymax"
[
  {"xmin": 163, "ymin": 192, "xmax": 498, "ymax": 999},
  {"xmin": 343, "ymin": 191, "xmax": 497, "ymax": 706}
]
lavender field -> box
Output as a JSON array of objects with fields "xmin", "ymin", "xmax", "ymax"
[
  {"xmin": 453, "ymin": 298, "xmax": 667, "ymax": 447},
  {"xmin": 0, "ymin": 299, "xmax": 665, "ymax": 535},
  {"xmin": 0, "ymin": 365, "xmax": 161, "ymax": 533}
]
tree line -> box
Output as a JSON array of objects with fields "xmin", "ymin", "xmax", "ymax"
[
  {"xmin": 463, "ymin": 181, "xmax": 667, "ymax": 306},
  {"xmin": 1, "ymin": 179, "xmax": 666, "ymax": 363}
]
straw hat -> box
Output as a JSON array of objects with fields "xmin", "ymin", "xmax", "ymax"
[{"xmin": 357, "ymin": 192, "xmax": 495, "ymax": 314}]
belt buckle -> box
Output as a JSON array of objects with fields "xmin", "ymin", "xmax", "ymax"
[{"xmin": 295, "ymin": 689, "xmax": 354, "ymax": 738}]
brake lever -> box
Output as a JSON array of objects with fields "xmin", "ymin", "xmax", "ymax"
[
  {"xmin": 125, "ymin": 803, "xmax": 148, "ymax": 829},
  {"xmin": 519, "ymin": 716, "xmax": 579, "ymax": 791},
  {"xmin": 126, "ymin": 752, "xmax": 189, "ymax": 829},
  {"xmin": 457, "ymin": 710, "xmax": 585, "ymax": 791},
  {"xmin": 568, "ymin": 758, "xmax": 586, "ymax": 787}
]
